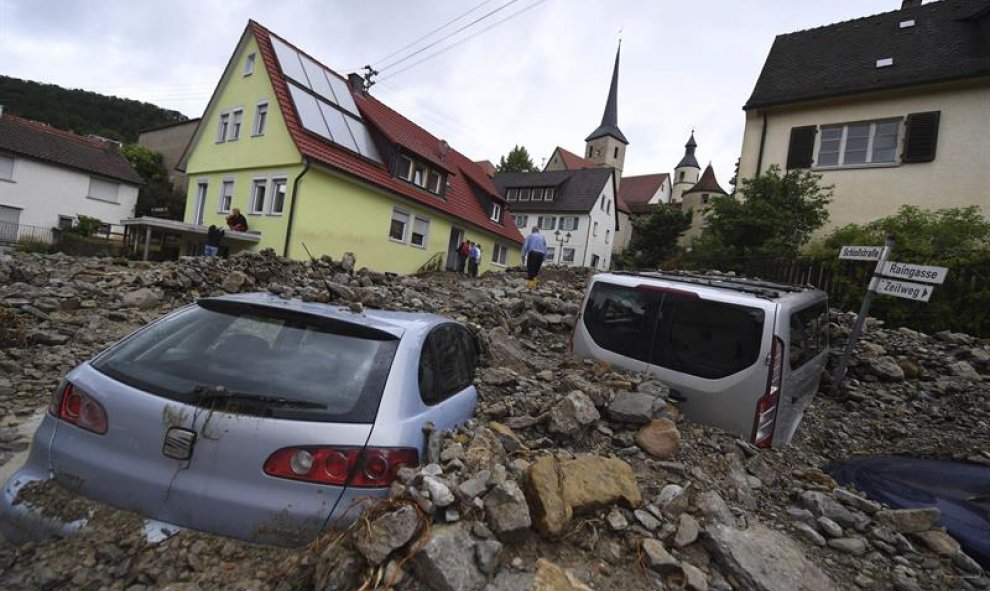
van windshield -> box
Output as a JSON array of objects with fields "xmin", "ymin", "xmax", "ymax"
[
  {"xmin": 92, "ymin": 301, "xmax": 399, "ymax": 423},
  {"xmin": 583, "ymin": 283, "xmax": 765, "ymax": 379}
]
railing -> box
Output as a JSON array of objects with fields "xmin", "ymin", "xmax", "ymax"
[
  {"xmin": 0, "ymin": 221, "xmax": 124, "ymax": 256},
  {"xmin": 416, "ymin": 251, "xmax": 446, "ymax": 274},
  {"xmin": 0, "ymin": 221, "xmax": 57, "ymax": 246}
]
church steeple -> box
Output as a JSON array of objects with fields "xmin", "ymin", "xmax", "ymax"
[
  {"xmin": 585, "ymin": 43, "xmax": 628, "ymax": 144},
  {"xmin": 676, "ymin": 131, "xmax": 700, "ymax": 169}
]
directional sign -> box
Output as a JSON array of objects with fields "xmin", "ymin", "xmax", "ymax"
[
  {"xmin": 839, "ymin": 245, "xmax": 884, "ymax": 261},
  {"xmin": 880, "ymin": 261, "xmax": 948, "ymax": 285},
  {"xmin": 875, "ymin": 278, "xmax": 934, "ymax": 302}
]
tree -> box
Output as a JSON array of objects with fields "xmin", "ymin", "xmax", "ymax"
[
  {"xmin": 121, "ymin": 144, "xmax": 186, "ymax": 220},
  {"xmin": 693, "ymin": 165, "xmax": 832, "ymax": 262},
  {"xmin": 495, "ymin": 145, "xmax": 537, "ymax": 173},
  {"xmin": 627, "ymin": 204, "xmax": 692, "ymax": 268}
]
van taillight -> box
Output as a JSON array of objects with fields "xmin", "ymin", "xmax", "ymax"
[
  {"xmin": 264, "ymin": 447, "xmax": 418, "ymax": 488},
  {"xmin": 752, "ymin": 336, "xmax": 783, "ymax": 448},
  {"xmin": 50, "ymin": 382, "xmax": 108, "ymax": 435}
]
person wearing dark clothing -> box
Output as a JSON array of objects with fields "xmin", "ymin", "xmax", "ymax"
[
  {"xmin": 205, "ymin": 225, "xmax": 224, "ymax": 257},
  {"xmin": 521, "ymin": 227, "xmax": 548, "ymax": 288},
  {"xmin": 226, "ymin": 208, "xmax": 248, "ymax": 232},
  {"xmin": 457, "ymin": 241, "xmax": 470, "ymax": 274},
  {"xmin": 468, "ymin": 242, "xmax": 481, "ymax": 278}
]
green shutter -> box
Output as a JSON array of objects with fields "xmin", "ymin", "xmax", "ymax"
[
  {"xmin": 786, "ymin": 126, "xmax": 817, "ymax": 170},
  {"xmin": 903, "ymin": 111, "xmax": 940, "ymax": 163}
]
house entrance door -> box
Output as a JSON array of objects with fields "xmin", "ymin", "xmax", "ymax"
[
  {"xmin": 0, "ymin": 205, "xmax": 21, "ymax": 243},
  {"xmin": 446, "ymin": 227, "xmax": 464, "ymax": 271}
]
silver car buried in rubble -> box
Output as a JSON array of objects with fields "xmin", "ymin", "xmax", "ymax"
[{"xmin": 0, "ymin": 293, "xmax": 479, "ymax": 546}]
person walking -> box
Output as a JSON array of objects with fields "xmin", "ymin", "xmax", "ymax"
[
  {"xmin": 521, "ymin": 226, "xmax": 548, "ymax": 289},
  {"xmin": 468, "ymin": 242, "xmax": 481, "ymax": 278},
  {"xmin": 457, "ymin": 240, "xmax": 470, "ymax": 274}
]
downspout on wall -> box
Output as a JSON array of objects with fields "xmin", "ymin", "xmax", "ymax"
[
  {"xmin": 283, "ymin": 157, "xmax": 312, "ymax": 257},
  {"xmin": 755, "ymin": 110, "xmax": 769, "ymax": 177}
]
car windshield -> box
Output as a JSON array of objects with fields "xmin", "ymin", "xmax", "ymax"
[{"xmin": 92, "ymin": 300, "xmax": 399, "ymax": 423}]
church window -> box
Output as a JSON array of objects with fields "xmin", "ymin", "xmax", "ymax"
[
  {"xmin": 679, "ymin": 171, "xmax": 685, "ymax": 182},
  {"xmin": 613, "ymin": 147, "xmax": 619, "ymax": 159},
  {"xmin": 702, "ymin": 193, "xmax": 710, "ymax": 204},
  {"xmin": 587, "ymin": 146, "xmax": 593, "ymax": 158}
]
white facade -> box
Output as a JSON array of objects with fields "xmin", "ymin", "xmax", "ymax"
[{"xmin": 0, "ymin": 154, "xmax": 139, "ymax": 233}]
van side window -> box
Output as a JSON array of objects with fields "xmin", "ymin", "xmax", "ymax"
[
  {"xmin": 419, "ymin": 324, "xmax": 477, "ymax": 405},
  {"xmin": 789, "ymin": 302, "xmax": 829, "ymax": 370},
  {"xmin": 582, "ymin": 283, "xmax": 660, "ymax": 362},
  {"xmin": 652, "ymin": 296, "xmax": 765, "ymax": 379}
]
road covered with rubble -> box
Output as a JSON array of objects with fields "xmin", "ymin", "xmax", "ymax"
[{"xmin": 0, "ymin": 250, "xmax": 988, "ymax": 591}]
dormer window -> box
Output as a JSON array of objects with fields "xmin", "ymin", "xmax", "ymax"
[
  {"xmin": 397, "ymin": 154, "xmax": 444, "ymax": 196},
  {"xmin": 506, "ymin": 188, "xmax": 518, "ymax": 201},
  {"xmin": 519, "ymin": 188, "xmax": 531, "ymax": 202},
  {"xmin": 491, "ymin": 203, "xmax": 502, "ymax": 223}
]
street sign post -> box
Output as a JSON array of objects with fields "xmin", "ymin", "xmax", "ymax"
[
  {"xmin": 839, "ymin": 246, "xmax": 884, "ymax": 261},
  {"xmin": 875, "ymin": 278, "xmax": 934, "ymax": 302},
  {"xmin": 879, "ymin": 262, "xmax": 948, "ymax": 285},
  {"xmin": 830, "ymin": 239, "xmax": 950, "ymax": 397}
]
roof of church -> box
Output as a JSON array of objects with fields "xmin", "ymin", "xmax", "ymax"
[
  {"xmin": 619, "ymin": 173, "xmax": 669, "ymax": 214},
  {"xmin": 550, "ymin": 146, "xmax": 596, "ymax": 170},
  {"xmin": 745, "ymin": 0, "xmax": 990, "ymax": 109},
  {"xmin": 684, "ymin": 163, "xmax": 728, "ymax": 196},
  {"xmin": 675, "ymin": 132, "xmax": 700, "ymax": 170},
  {"xmin": 492, "ymin": 168, "xmax": 615, "ymax": 214},
  {"xmin": 585, "ymin": 44, "xmax": 628, "ymax": 145}
]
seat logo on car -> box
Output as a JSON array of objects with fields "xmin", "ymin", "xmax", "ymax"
[{"xmin": 163, "ymin": 428, "xmax": 197, "ymax": 460}]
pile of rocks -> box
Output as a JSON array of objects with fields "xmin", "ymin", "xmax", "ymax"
[{"xmin": 1, "ymin": 250, "xmax": 988, "ymax": 591}]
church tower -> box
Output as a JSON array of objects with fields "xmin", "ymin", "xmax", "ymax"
[
  {"xmin": 584, "ymin": 43, "xmax": 628, "ymax": 183},
  {"xmin": 671, "ymin": 131, "xmax": 701, "ymax": 203}
]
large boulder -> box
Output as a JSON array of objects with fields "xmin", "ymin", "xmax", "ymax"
[
  {"xmin": 121, "ymin": 287, "xmax": 161, "ymax": 309},
  {"xmin": 560, "ymin": 455, "xmax": 642, "ymax": 513},
  {"xmin": 704, "ymin": 523, "xmax": 837, "ymax": 591},
  {"xmin": 411, "ymin": 523, "xmax": 486, "ymax": 591},
  {"xmin": 547, "ymin": 391, "xmax": 600, "ymax": 436},
  {"xmin": 352, "ymin": 504, "xmax": 421, "ymax": 565},
  {"xmin": 606, "ymin": 391, "xmax": 656, "ymax": 424},
  {"xmin": 525, "ymin": 455, "xmax": 572, "ymax": 538},
  {"xmin": 484, "ymin": 480, "xmax": 532, "ymax": 542},
  {"xmin": 875, "ymin": 507, "xmax": 940, "ymax": 533},
  {"xmin": 635, "ymin": 418, "xmax": 681, "ymax": 458}
]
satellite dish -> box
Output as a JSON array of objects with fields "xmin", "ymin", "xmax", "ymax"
[{"xmin": 438, "ymin": 140, "xmax": 450, "ymax": 159}]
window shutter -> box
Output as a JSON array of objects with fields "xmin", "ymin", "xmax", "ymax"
[
  {"xmin": 786, "ymin": 126, "xmax": 817, "ymax": 170},
  {"xmin": 903, "ymin": 111, "xmax": 940, "ymax": 163}
]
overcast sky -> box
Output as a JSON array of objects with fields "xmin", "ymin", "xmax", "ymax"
[{"xmin": 1, "ymin": 0, "xmax": 902, "ymax": 184}]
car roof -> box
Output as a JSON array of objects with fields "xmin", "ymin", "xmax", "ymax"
[
  {"xmin": 599, "ymin": 271, "xmax": 826, "ymax": 303},
  {"xmin": 200, "ymin": 292, "xmax": 454, "ymax": 337}
]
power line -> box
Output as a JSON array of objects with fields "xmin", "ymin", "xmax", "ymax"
[
  {"xmin": 371, "ymin": 0, "xmax": 495, "ymax": 67},
  {"xmin": 377, "ymin": 0, "xmax": 523, "ymax": 72},
  {"xmin": 379, "ymin": 0, "xmax": 551, "ymax": 82}
]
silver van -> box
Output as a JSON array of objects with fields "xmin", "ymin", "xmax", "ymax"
[{"xmin": 571, "ymin": 272, "xmax": 829, "ymax": 447}]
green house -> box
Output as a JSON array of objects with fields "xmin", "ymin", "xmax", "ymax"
[{"xmin": 175, "ymin": 20, "xmax": 522, "ymax": 274}]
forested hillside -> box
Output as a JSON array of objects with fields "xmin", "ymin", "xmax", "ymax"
[{"xmin": 0, "ymin": 76, "xmax": 187, "ymax": 143}]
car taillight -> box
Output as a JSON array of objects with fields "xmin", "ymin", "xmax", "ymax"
[
  {"xmin": 50, "ymin": 382, "xmax": 108, "ymax": 435},
  {"xmin": 752, "ymin": 336, "xmax": 783, "ymax": 448},
  {"xmin": 264, "ymin": 447, "xmax": 418, "ymax": 488}
]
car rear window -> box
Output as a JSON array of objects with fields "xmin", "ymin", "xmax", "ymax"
[
  {"xmin": 583, "ymin": 282, "xmax": 765, "ymax": 379},
  {"xmin": 92, "ymin": 301, "xmax": 399, "ymax": 423},
  {"xmin": 788, "ymin": 300, "xmax": 829, "ymax": 370}
]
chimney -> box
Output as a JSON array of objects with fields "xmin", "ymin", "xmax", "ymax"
[
  {"xmin": 901, "ymin": 0, "xmax": 921, "ymax": 8},
  {"xmin": 348, "ymin": 72, "xmax": 367, "ymax": 94}
]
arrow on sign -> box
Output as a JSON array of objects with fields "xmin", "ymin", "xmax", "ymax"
[{"xmin": 875, "ymin": 278, "xmax": 934, "ymax": 302}]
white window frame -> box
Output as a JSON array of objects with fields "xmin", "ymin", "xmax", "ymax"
[
  {"xmin": 562, "ymin": 247, "xmax": 576, "ymax": 263},
  {"xmin": 397, "ymin": 156, "xmax": 414, "ymax": 181},
  {"xmin": 491, "ymin": 243, "xmax": 508, "ymax": 266},
  {"xmin": 87, "ymin": 177, "xmax": 120, "ymax": 203},
  {"xmin": 253, "ymin": 101, "xmax": 268, "ymax": 136},
  {"xmin": 545, "ymin": 246, "xmax": 556, "ymax": 261},
  {"xmin": 506, "ymin": 188, "xmax": 517, "ymax": 201},
  {"xmin": 593, "ymin": 221, "xmax": 599, "ymax": 237},
  {"xmin": 544, "ymin": 187, "xmax": 555, "ymax": 201},
  {"xmin": 218, "ymin": 179, "xmax": 234, "ymax": 213},
  {"xmin": 538, "ymin": 216, "xmax": 556, "ymax": 231},
  {"xmin": 389, "ymin": 208, "xmax": 410, "ymax": 243},
  {"xmin": 491, "ymin": 203, "xmax": 501, "ymax": 222},
  {"xmin": 229, "ymin": 108, "xmax": 244, "ymax": 141},
  {"xmin": 410, "ymin": 216, "xmax": 430, "ymax": 248},
  {"xmin": 815, "ymin": 118, "xmax": 901, "ymax": 168},
  {"xmin": 514, "ymin": 214, "xmax": 528, "ymax": 228},
  {"xmin": 193, "ymin": 180, "xmax": 208, "ymax": 224},
  {"xmin": 216, "ymin": 111, "xmax": 230, "ymax": 143},
  {"xmin": 559, "ymin": 216, "xmax": 578, "ymax": 231},
  {"xmin": 0, "ymin": 153, "xmax": 14, "ymax": 181},
  {"xmin": 244, "ymin": 53, "xmax": 256, "ymax": 76},
  {"xmin": 269, "ymin": 177, "xmax": 287, "ymax": 215},
  {"xmin": 249, "ymin": 179, "xmax": 267, "ymax": 214},
  {"xmin": 518, "ymin": 188, "xmax": 530, "ymax": 202}
]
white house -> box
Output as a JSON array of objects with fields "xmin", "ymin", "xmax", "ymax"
[
  {"xmin": 493, "ymin": 167, "xmax": 618, "ymax": 270},
  {"xmin": 0, "ymin": 112, "xmax": 142, "ymax": 241}
]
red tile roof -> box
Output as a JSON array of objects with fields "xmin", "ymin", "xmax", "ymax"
[
  {"xmin": 618, "ymin": 173, "xmax": 669, "ymax": 214},
  {"xmin": 684, "ymin": 164, "xmax": 728, "ymax": 196},
  {"xmin": 250, "ymin": 21, "xmax": 522, "ymax": 245},
  {"xmin": 0, "ymin": 114, "xmax": 143, "ymax": 184},
  {"xmin": 552, "ymin": 146, "xmax": 596, "ymax": 170}
]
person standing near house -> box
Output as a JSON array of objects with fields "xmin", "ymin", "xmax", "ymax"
[
  {"xmin": 205, "ymin": 225, "xmax": 224, "ymax": 257},
  {"xmin": 226, "ymin": 208, "xmax": 248, "ymax": 232},
  {"xmin": 468, "ymin": 242, "xmax": 481, "ymax": 278},
  {"xmin": 457, "ymin": 240, "xmax": 470, "ymax": 274},
  {"xmin": 521, "ymin": 226, "xmax": 548, "ymax": 289}
]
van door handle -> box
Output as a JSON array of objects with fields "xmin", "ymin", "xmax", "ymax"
[{"xmin": 669, "ymin": 389, "xmax": 686, "ymax": 402}]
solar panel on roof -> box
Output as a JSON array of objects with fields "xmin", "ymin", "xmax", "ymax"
[
  {"xmin": 271, "ymin": 38, "xmax": 309, "ymax": 87},
  {"xmin": 346, "ymin": 118, "xmax": 381, "ymax": 162},
  {"xmin": 287, "ymin": 82, "xmax": 331, "ymax": 140},
  {"xmin": 319, "ymin": 101, "xmax": 358, "ymax": 152},
  {"xmin": 326, "ymin": 73, "xmax": 359, "ymax": 116},
  {"xmin": 300, "ymin": 53, "xmax": 335, "ymax": 100}
]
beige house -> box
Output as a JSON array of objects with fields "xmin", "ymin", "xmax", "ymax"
[
  {"xmin": 137, "ymin": 119, "xmax": 200, "ymax": 195},
  {"xmin": 738, "ymin": 0, "xmax": 990, "ymax": 233}
]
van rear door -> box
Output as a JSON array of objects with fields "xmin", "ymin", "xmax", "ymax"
[
  {"xmin": 645, "ymin": 293, "xmax": 775, "ymax": 441},
  {"xmin": 774, "ymin": 299, "xmax": 829, "ymax": 445}
]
